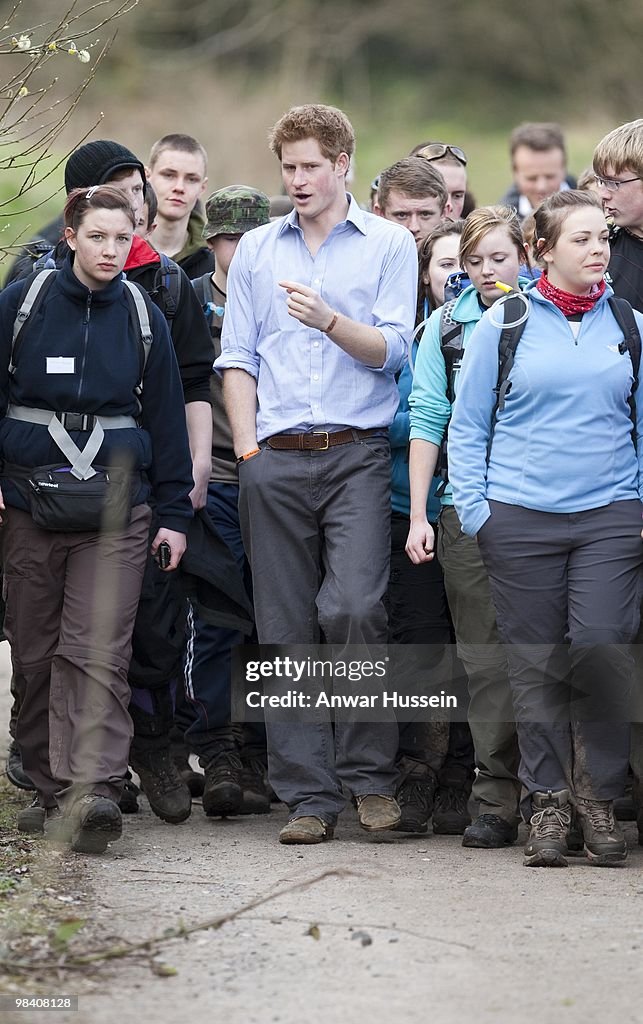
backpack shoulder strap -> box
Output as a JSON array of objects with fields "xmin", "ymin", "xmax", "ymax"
[
  {"xmin": 10, "ymin": 269, "xmax": 58, "ymax": 374},
  {"xmin": 486, "ymin": 293, "xmax": 530, "ymax": 460},
  {"xmin": 609, "ymin": 295, "xmax": 641, "ymax": 385},
  {"xmin": 191, "ymin": 273, "xmax": 213, "ymax": 326},
  {"xmin": 123, "ymin": 280, "xmax": 154, "ymax": 395},
  {"xmin": 494, "ymin": 293, "xmax": 529, "ymax": 415},
  {"xmin": 432, "ymin": 299, "xmax": 465, "ymax": 491},
  {"xmin": 439, "ymin": 298, "xmax": 463, "ymax": 348},
  {"xmin": 155, "ymin": 252, "xmax": 182, "ymax": 323},
  {"xmin": 608, "ymin": 294, "xmax": 641, "ymax": 444},
  {"xmin": 439, "ymin": 298, "xmax": 466, "ymax": 404}
]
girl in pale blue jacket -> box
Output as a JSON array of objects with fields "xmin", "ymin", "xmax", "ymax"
[
  {"xmin": 407, "ymin": 206, "xmax": 531, "ymax": 850},
  {"xmin": 448, "ymin": 190, "xmax": 643, "ymax": 869}
]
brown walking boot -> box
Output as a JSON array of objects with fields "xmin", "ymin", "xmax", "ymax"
[
  {"xmin": 575, "ymin": 798, "xmax": 627, "ymax": 866},
  {"xmin": 524, "ymin": 789, "xmax": 571, "ymax": 868}
]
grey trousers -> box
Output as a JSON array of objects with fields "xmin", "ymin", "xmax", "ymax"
[
  {"xmin": 438, "ymin": 505, "xmax": 520, "ymax": 824},
  {"xmin": 622, "ymin": 602, "xmax": 643, "ymax": 804},
  {"xmin": 238, "ymin": 438, "xmax": 398, "ymax": 823},
  {"xmin": 3, "ymin": 504, "xmax": 151, "ymax": 809},
  {"xmin": 477, "ymin": 499, "xmax": 642, "ymax": 818}
]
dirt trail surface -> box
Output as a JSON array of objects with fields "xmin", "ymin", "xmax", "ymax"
[{"xmin": 1, "ymin": 645, "xmax": 643, "ymax": 1024}]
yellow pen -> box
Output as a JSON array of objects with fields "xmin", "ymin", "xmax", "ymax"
[{"xmin": 495, "ymin": 281, "xmax": 513, "ymax": 293}]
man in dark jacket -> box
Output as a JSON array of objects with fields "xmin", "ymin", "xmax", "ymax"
[
  {"xmin": 4, "ymin": 140, "xmax": 213, "ymax": 824},
  {"xmin": 146, "ymin": 134, "xmax": 214, "ymax": 280},
  {"xmin": 593, "ymin": 119, "xmax": 643, "ymax": 312},
  {"xmin": 593, "ymin": 118, "xmax": 643, "ymax": 848}
]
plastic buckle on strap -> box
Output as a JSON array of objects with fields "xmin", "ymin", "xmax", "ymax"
[
  {"xmin": 496, "ymin": 380, "xmax": 512, "ymax": 413},
  {"xmin": 313, "ymin": 431, "xmax": 329, "ymax": 450},
  {"xmin": 59, "ymin": 412, "xmax": 94, "ymax": 432}
]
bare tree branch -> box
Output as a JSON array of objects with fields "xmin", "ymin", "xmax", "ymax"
[{"xmin": 0, "ymin": 1, "xmax": 138, "ymax": 262}]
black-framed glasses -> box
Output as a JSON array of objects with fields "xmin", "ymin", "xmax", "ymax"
[
  {"xmin": 417, "ymin": 143, "xmax": 468, "ymax": 167},
  {"xmin": 594, "ymin": 174, "xmax": 641, "ymax": 191}
]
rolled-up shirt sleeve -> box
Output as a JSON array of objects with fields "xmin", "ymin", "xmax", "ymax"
[
  {"xmin": 372, "ymin": 226, "xmax": 417, "ymax": 374},
  {"xmin": 214, "ymin": 235, "xmax": 259, "ymax": 378}
]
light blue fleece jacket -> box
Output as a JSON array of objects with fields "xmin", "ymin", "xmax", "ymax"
[
  {"xmin": 448, "ymin": 281, "xmax": 643, "ymax": 536},
  {"xmin": 408, "ymin": 281, "xmax": 531, "ymax": 506},
  {"xmin": 408, "ymin": 285, "xmax": 481, "ymax": 508}
]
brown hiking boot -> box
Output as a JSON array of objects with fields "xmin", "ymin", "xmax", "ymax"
[
  {"xmin": 524, "ymin": 789, "xmax": 571, "ymax": 868},
  {"xmin": 279, "ymin": 816, "xmax": 334, "ymax": 844},
  {"xmin": 575, "ymin": 798, "xmax": 627, "ymax": 866},
  {"xmin": 356, "ymin": 794, "xmax": 401, "ymax": 832}
]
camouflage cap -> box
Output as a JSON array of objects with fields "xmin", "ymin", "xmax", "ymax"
[{"xmin": 203, "ymin": 185, "xmax": 271, "ymax": 239}]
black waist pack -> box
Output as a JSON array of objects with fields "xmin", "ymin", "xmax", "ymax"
[{"xmin": 27, "ymin": 464, "xmax": 135, "ymax": 532}]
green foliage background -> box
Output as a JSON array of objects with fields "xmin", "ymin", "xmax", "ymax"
[{"xmin": 0, "ymin": 0, "xmax": 640, "ymax": 256}]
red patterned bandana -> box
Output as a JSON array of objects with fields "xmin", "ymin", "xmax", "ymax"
[{"xmin": 536, "ymin": 272, "xmax": 606, "ymax": 316}]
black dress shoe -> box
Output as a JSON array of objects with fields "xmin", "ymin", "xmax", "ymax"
[{"xmin": 462, "ymin": 813, "xmax": 518, "ymax": 848}]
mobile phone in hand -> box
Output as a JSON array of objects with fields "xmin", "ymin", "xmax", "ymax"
[{"xmin": 158, "ymin": 541, "xmax": 171, "ymax": 569}]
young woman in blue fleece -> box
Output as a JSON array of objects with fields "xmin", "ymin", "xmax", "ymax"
[
  {"xmin": 448, "ymin": 190, "xmax": 643, "ymax": 869},
  {"xmin": 407, "ymin": 205, "xmax": 530, "ymax": 851}
]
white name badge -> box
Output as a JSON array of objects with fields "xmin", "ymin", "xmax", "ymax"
[{"xmin": 46, "ymin": 357, "xmax": 75, "ymax": 374}]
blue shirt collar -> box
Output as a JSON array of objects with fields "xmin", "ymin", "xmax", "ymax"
[{"xmin": 277, "ymin": 192, "xmax": 368, "ymax": 238}]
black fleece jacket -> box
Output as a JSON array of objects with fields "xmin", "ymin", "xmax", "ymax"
[
  {"xmin": 176, "ymin": 245, "xmax": 214, "ymax": 281},
  {"xmin": 0, "ymin": 255, "xmax": 194, "ymax": 531},
  {"xmin": 607, "ymin": 226, "xmax": 643, "ymax": 313},
  {"xmin": 6, "ymin": 234, "xmax": 212, "ymax": 406}
]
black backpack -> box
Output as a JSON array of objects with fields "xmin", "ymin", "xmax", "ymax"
[
  {"xmin": 435, "ymin": 292, "xmax": 642, "ymax": 488},
  {"xmin": 148, "ymin": 251, "xmax": 183, "ymax": 323}
]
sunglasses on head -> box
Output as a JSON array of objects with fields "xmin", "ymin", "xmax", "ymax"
[{"xmin": 417, "ymin": 143, "xmax": 467, "ymax": 167}]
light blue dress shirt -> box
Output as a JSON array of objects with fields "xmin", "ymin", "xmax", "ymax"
[{"xmin": 215, "ymin": 193, "xmax": 417, "ymax": 441}]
